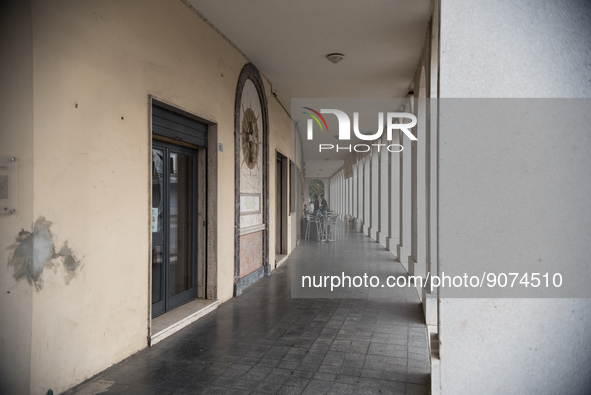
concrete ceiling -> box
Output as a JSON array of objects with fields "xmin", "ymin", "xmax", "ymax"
[{"xmin": 185, "ymin": 0, "xmax": 433, "ymax": 178}]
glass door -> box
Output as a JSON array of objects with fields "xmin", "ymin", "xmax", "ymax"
[{"xmin": 152, "ymin": 141, "xmax": 198, "ymax": 318}]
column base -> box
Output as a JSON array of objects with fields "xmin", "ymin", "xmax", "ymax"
[
  {"xmin": 408, "ymin": 256, "xmax": 427, "ymax": 301},
  {"xmin": 369, "ymin": 228, "xmax": 377, "ymax": 240},
  {"xmin": 397, "ymin": 244, "xmax": 410, "ymax": 271},
  {"xmin": 422, "ymin": 292, "xmax": 438, "ymax": 326},
  {"xmin": 408, "ymin": 256, "xmax": 417, "ymax": 276},
  {"xmin": 429, "ymin": 330, "xmax": 441, "ymax": 395},
  {"xmin": 408, "ymin": 257, "xmax": 427, "ymax": 276},
  {"xmin": 386, "ymin": 237, "xmax": 399, "ymax": 258},
  {"xmin": 363, "ymin": 224, "xmax": 370, "ymax": 235},
  {"xmin": 376, "ymin": 231, "xmax": 387, "ymax": 247}
]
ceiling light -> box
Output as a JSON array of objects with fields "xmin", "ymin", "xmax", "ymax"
[{"xmin": 326, "ymin": 53, "xmax": 345, "ymax": 64}]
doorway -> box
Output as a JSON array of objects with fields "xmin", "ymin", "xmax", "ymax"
[
  {"xmin": 276, "ymin": 152, "xmax": 288, "ymax": 261},
  {"xmin": 151, "ymin": 103, "xmax": 209, "ymax": 319},
  {"xmin": 152, "ymin": 141, "xmax": 199, "ymax": 317}
]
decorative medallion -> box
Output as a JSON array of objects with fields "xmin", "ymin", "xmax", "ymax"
[{"xmin": 240, "ymin": 106, "xmax": 261, "ymax": 170}]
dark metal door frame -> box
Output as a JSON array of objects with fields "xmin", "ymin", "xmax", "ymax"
[
  {"xmin": 276, "ymin": 154, "xmax": 284, "ymax": 255},
  {"xmin": 152, "ymin": 140, "xmax": 198, "ymax": 318}
]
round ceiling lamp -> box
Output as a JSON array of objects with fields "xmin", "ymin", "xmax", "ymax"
[{"xmin": 326, "ymin": 53, "xmax": 345, "ymax": 64}]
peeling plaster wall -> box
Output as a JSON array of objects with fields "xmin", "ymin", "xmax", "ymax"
[
  {"xmin": 0, "ymin": 1, "xmax": 34, "ymax": 394},
  {"xmin": 0, "ymin": 0, "xmax": 291, "ymax": 393},
  {"xmin": 438, "ymin": 0, "xmax": 591, "ymax": 394},
  {"xmin": 8, "ymin": 217, "xmax": 82, "ymax": 290}
]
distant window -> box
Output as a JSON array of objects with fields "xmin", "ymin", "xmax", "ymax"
[{"xmin": 309, "ymin": 179, "xmax": 324, "ymax": 201}]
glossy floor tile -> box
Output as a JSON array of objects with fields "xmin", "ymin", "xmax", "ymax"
[{"xmin": 65, "ymin": 228, "xmax": 430, "ymax": 394}]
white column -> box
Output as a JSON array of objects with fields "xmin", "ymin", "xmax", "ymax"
[
  {"xmin": 343, "ymin": 172, "xmax": 345, "ymax": 215},
  {"xmin": 356, "ymin": 160, "xmax": 362, "ymax": 223},
  {"xmin": 350, "ymin": 175, "xmax": 353, "ymax": 217},
  {"xmin": 438, "ymin": 2, "xmax": 591, "ymax": 394},
  {"xmin": 337, "ymin": 171, "xmax": 343, "ymax": 216},
  {"xmin": 353, "ymin": 162, "xmax": 358, "ymax": 220},
  {"xmin": 340, "ymin": 172, "xmax": 345, "ymax": 217},
  {"xmin": 333, "ymin": 174, "xmax": 337, "ymax": 214},
  {"xmin": 423, "ymin": 3, "xmax": 440, "ymax": 332},
  {"xmin": 363, "ymin": 156, "xmax": 371, "ymax": 235},
  {"xmin": 387, "ymin": 130, "xmax": 401, "ymax": 256},
  {"xmin": 340, "ymin": 172, "xmax": 344, "ymax": 216},
  {"xmin": 370, "ymin": 150, "xmax": 379, "ymax": 240},
  {"xmin": 423, "ymin": 97, "xmax": 438, "ymax": 327},
  {"xmin": 343, "ymin": 174, "xmax": 345, "ymax": 214},
  {"xmin": 397, "ymin": 106, "xmax": 412, "ymax": 271},
  {"xmin": 378, "ymin": 136, "xmax": 389, "ymax": 247},
  {"xmin": 338, "ymin": 173, "xmax": 341, "ymax": 215},
  {"xmin": 351, "ymin": 173, "xmax": 354, "ymax": 218},
  {"xmin": 408, "ymin": 94, "xmax": 428, "ymax": 289}
]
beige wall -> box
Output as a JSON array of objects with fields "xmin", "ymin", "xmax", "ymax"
[
  {"xmin": 1, "ymin": 0, "xmax": 294, "ymax": 393},
  {"xmin": 290, "ymin": 125, "xmax": 305, "ymax": 249},
  {"xmin": 266, "ymin": 82, "xmax": 293, "ymax": 262},
  {"xmin": 0, "ymin": 1, "xmax": 34, "ymax": 394}
]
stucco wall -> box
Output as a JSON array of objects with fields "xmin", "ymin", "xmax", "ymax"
[
  {"xmin": 1, "ymin": 0, "xmax": 294, "ymax": 393},
  {"xmin": 266, "ymin": 82, "xmax": 293, "ymax": 263},
  {"xmin": 438, "ymin": 0, "xmax": 591, "ymax": 394},
  {"xmin": 0, "ymin": 2, "xmax": 34, "ymax": 394}
]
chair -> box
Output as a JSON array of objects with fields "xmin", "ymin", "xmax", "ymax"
[
  {"xmin": 315, "ymin": 214, "xmax": 326, "ymax": 242},
  {"xmin": 326, "ymin": 213, "xmax": 339, "ymax": 241},
  {"xmin": 337, "ymin": 213, "xmax": 344, "ymax": 240},
  {"xmin": 304, "ymin": 215, "xmax": 313, "ymax": 240}
]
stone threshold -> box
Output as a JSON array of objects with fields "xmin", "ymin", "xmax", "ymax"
[
  {"xmin": 275, "ymin": 254, "xmax": 288, "ymax": 268},
  {"xmin": 150, "ymin": 298, "xmax": 219, "ymax": 346}
]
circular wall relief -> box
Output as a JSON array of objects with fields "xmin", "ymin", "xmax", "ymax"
[
  {"xmin": 241, "ymin": 108, "xmax": 260, "ymax": 169},
  {"xmin": 240, "ymin": 79, "xmax": 262, "ymax": 170}
]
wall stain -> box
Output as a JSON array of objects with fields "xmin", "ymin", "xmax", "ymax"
[{"xmin": 8, "ymin": 216, "xmax": 82, "ymax": 290}]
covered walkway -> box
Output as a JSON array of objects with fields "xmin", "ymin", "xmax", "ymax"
[
  {"xmin": 66, "ymin": 227, "xmax": 430, "ymax": 394},
  {"xmin": 3, "ymin": 1, "xmax": 591, "ymax": 394}
]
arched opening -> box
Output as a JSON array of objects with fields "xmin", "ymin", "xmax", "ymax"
[
  {"xmin": 308, "ymin": 179, "xmax": 324, "ymax": 201},
  {"xmin": 307, "ymin": 179, "xmax": 326, "ymax": 213}
]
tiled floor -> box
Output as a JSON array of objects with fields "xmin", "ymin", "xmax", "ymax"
[{"xmin": 66, "ymin": 227, "xmax": 430, "ymax": 394}]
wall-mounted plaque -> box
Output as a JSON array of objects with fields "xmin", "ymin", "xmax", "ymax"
[
  {"xmin": 0, "ymin": 157, "xmax": 17, "ymax": 215},
  {"xmin": 240, "ymin": 193, "xmax": 261, "ymax": 215}
]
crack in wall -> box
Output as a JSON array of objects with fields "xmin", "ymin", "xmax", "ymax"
[{"xmin": 7, "ymin": 216, "xmax": 82, "ymax": 290}]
